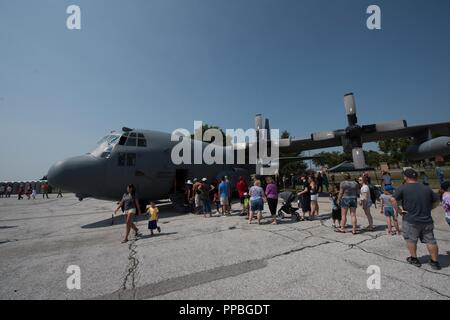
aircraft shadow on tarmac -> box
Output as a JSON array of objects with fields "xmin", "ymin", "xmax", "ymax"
[
  {"xmin": 0, "ymin": 225, "xmax": 18, "ymax": 229},
  {"xmin": 81, "ymin": 204, "xmax": 189, "ymax": 229}
]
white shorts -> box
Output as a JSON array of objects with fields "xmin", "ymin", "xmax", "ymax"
[
  {"xmin": 220, "ymin": 196, "xmax": 228, "ymax": 205},
  {"xmin": 310, "ymin": 194, "xmax": 318, "ymax": 202},
  {"xmin": 195, "ymin": 194, "xmax": 201, "ymax": 207},
  {"xmin": 126, "ymin": 208, "xmax": 136, "ymax": 215}
]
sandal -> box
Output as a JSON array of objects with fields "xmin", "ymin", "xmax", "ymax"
[
  {"xmin": 121, "ymin": 239, "xmax": 128, "ymax": 243},
  {"xmin": 352, "ymin": 230, "xmax": 360, "ymax": 235},
  {"xmin": 335, "ymin": 228, "xmax": 346, "ymax": 233},
  {"xmin": 363, "ymin": 226, "xmax": 375, "ymax": 232}
]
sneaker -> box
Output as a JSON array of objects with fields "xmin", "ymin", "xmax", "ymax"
[
  {"xmin": 429, "ymin": 260, "xmax": 442, "ymax": 270},
  {"xmin": 406, "ymin": 256, "xmax": 421, "ymax": 267}
]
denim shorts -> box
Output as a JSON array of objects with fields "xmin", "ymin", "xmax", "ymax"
[
  {"xmin": 250, "ymin": 198, "xmax": 264, "ymax": 212},
  {"xmin": 340, "ymin": 197, "xmax": 357, "ymax": 209},
  {"xmin": 384, "ymin": 207, "xmax": 395, "ymax": 217},
  {"xmin": 402, "ymin": 220, "xmax": 437, "ymax": 245}
]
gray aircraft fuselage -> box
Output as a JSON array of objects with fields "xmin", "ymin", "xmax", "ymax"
[{"xmin": 47, "ymin": 129, "xmax": 253, "ymax": 202}]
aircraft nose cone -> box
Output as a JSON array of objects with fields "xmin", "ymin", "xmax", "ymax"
[{"xmin": 47, "ymin": 155, "xmax": 105, "ymax": 194}]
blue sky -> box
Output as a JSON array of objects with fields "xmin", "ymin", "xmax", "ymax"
[{"xmin": 0, "ymin": 0, "xmax": 449, "ymax": 180}]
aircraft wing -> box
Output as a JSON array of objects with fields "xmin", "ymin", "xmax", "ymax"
[
  {"xmin": 280, "ymin": 136, "xmax": 342, "ymax": 154},
  {"xmin": 361, "ymin": 122, "xmax": 450, "ymax": 143},
  {"xmin": 280, "ymin": 122, "xmax": 450, "ymax": 154}
]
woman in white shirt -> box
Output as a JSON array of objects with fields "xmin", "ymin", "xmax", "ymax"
[{"xmin": 359, "ymin": 176, "xmax": 374, "ymax": 231}]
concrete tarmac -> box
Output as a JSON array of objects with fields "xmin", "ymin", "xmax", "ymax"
[{"xmin": 0, "ymin": 194, "xmax": 449, "ymax": 300}]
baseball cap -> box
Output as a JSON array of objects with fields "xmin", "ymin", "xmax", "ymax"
[
  {"xmin": 384, "ymin": 185, "xmax": 394, "ymax": 191},
  {"xmin": 202, "ymin": 178, "xmax": 207, "ymax": 182},
  {"xmin": 403, "ymin": 168, "xmax": 418, "ymax": 179}
]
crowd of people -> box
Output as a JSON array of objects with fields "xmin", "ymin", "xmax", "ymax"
[
  {"xmin": 117, "ymin": 168, "xmax": 449, "ymax": 270},
  {"xmin": 181, "ymin": 175, "xmax": 280, "ymax": 225},
  {"xmin": 0, "ymin": 182, "xmax": 63, "ymax": 200},
  {"xmin": 0, "ymin": 184, "xmax": 13, "ymax": 198}
]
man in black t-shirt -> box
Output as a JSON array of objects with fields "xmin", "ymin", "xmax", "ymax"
[{"xmin": 391, "ymin": 169, "xmax": 441, "ymax": 270}]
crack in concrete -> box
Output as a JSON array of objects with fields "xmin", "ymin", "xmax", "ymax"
[
  {"xmin": 119, "ymin": 238, "xmax": 140, "ymax": 300},
  {"xmin": 94, "ymin": 258, "xmax": 268, "ymax": 300},
  {"xmin": 311, "ymin": 232, "xmax": 450, "ymax": 279},
  {"xmin": 269, "ymin": 240, "xmax": 333, "ymax": 259}
]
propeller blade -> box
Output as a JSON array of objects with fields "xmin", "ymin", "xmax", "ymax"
[
  {"xmin": 255, "ymin": 114, "xmax": 263, "ymax": 131},
  {"xmin": 265, "ymin": 118, "xmax": 271, "ymax": 140},
  {"xmin": 374, "ymin": 120, "xmax": 407, "ymax": 132},
  {"xmin": 344, "ymin": 93, "xmax": 356, "ymax": 116},
  {"xmin": 352, "ymin": 147, "xmax": 366, "ymax": 169},
  {"xmin": 344, "ymin": 93, "xmax": 358, "ymax": 126},
  {"xmin": 311, "ymin": 131, "xmax": 336, "ymax": 141}
]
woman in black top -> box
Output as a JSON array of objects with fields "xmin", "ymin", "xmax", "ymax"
[
  {"xmin": 115, "ymin": 184, "xmax": 142, "ymax": 243},
  {"xmin": 297, "ymin": 176, "xmax": 311, "ymax": 221}
]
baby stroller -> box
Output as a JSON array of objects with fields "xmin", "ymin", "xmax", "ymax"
[{"xmin": 277, "ymin": 191, "xmax": 300, "ymax": 222}]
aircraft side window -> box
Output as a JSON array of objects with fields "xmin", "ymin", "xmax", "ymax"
[
  {"xmin": 137, "ymin": 133, "xmax": 144, "ymax": 138},
  {"xmin": 118, "ymin": 153, "xmax": 126, "ymax": 166},
  {"xmin": 125, "ymin": 138, "xmax": 137, "ymax": 146},
  {"xmin": 127, "ymin": 153, "xmax": 136, "ymax": 166}
]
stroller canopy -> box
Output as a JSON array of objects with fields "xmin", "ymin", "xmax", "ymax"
[{"xmin": 279, "ymin": 191, "xmax": 297, "ymax": 204}]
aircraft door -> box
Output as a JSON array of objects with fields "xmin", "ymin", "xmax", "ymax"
[{"xmin": 174, "ymin": 169, "xmax": 188, "ymax": 193}]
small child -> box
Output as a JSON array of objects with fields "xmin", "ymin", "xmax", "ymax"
[
  {"xmin": 31, "ymin": 188, "xmax": 37, "ymax": 200},
  {"xmin": 243, "ymin": 193, "xmax": 250, "ymax": 218},
  {"xmin": 379, "ymin": 186, "xmax": 400, "ymax": 235},
  {"xmin": 146, "ymin": 202, "xmax": 161, "ymax": 236},
  {"xmin": 213, "ymin": 191, "xmax": 221, "ymax": 214},
  {"xmin": 330, "ymin": 191, "xmax": 341, "ymax": 228}
]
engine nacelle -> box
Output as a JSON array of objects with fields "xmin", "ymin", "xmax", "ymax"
[{"xmin": 405, "ymin": 136, "xmax": 450, "ymax": 160}]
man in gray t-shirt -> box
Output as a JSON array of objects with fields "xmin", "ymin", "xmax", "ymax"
[{"xmin": 391, "ymin": 169, "xmax": 441, "ymax": 270}]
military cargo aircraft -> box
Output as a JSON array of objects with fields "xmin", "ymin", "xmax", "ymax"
[{"xmin": 47, "ymin": 93, "xmax": 450, "ymax": 206}]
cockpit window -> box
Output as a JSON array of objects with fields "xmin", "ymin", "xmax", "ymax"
[
  {"xmin": 90, "ymin": 134, "xmax": 120, "ymax": 158},
  {"xmin": 125, "ymin": 137, "xmax": 137, "ymax": 146},
  {"xmin": 118, "ymin": 132, "xmax": 147, "ymax": 147}
]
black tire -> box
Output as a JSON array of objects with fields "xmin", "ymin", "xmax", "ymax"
[{"xmin": 277, "ymin": 209, "xmax": 284, "ymax": 219}]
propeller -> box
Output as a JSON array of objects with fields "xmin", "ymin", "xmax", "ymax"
[
  {"xmin": 255, "ymin": 114, "xmax": 263, "ymax": 131},
  {"xmin": 254, "ymin": 114, "xmax": 291, "ymax": 146},
  {"xmin": 311, "ymin": 93, "xmax": 407, "ymax": 169}
]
